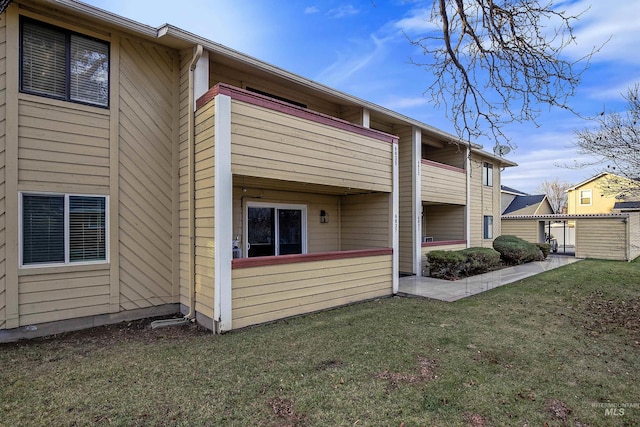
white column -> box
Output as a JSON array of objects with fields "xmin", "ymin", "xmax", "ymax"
[
  {"xmin": 466, "ymin": 147, "xmax": 471, "ymax": 247},
  {"xmin": 412, "ymin": 127, "xmax": 422, "ymax": 276},
  {"xmin": 214, "ymin": 93, "xmax": 233, "ymax": 332},
  {"xmin": 392, "ymin": 142, "xmax": 400, "ymax": 294}
]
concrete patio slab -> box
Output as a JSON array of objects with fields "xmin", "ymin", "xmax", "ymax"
[{"xmin": 398, "ymin": 255, "xmax": 581, "ymax": 302}]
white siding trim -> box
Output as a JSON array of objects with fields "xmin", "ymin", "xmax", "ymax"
[
  {"xmin": 194, "ymin": 50, "xmax": 209, "ymax": 105},
  {"xmin": 362, "ymin": 108, "xmax": 370, "ymax": 128},
  {"xmin": 214, "ymin": 94, "xmax": 233, "ymax": 332},
  {"xmin": 412, "ymin": 127, "xmax": 422, "ymax": 276}
]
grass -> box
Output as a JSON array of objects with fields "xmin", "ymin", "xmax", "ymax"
[{"xmin": 1, "ymin": 258, "xmax": 639, "ymax": 426}]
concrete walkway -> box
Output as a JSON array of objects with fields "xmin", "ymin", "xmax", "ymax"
[{"xmin": 398, "ymin": 255, "xmax": 581, "ymax": 302}]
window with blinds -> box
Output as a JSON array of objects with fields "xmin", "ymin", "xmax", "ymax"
[
  {"xmin": 21, "ymin": 193, "xmax": 107, "ymax": 266},
  {"xmin": 20, "ymin": 19, "xmax": 109, "ymax": 107}
]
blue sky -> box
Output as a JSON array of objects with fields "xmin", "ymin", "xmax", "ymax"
[{"xmin": 84, "ymin": 0, "xmax": 640, "ymax": 194}]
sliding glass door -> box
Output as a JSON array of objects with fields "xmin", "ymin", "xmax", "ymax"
[{"xmin": 246, "ymin": 203, "xmax": 306, "ymax": 258}]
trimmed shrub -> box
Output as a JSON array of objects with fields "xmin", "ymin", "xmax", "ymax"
[
  {"xmin": 461, "ymin": 247, "xmax": 501, "ymax": 275},
  {"xmin": 427, "ymin": 247, "xmax": 501, "ymax": 280},
  {"xmin": 493, "ymin": 235, "xmax": 543, "ymax": 265},
  {"xmin": 427, "ymin": 250, "xmax": 467, "ymax": 280},
  {"xmin": 535, "ymin": 243, "xmax": 551, "ymax": 259}
]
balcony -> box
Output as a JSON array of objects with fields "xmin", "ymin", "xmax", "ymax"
[
  {"xmin": 421, "ymin": 159, "xmax": 467, "ymax": 205},
  {"xmin": 196, "ymin": 84, "xmax": 396, "ymax": 193}
]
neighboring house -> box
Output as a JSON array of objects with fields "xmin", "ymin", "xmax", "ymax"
[
  {"xmin": 502, "ymin": 178, "xmax": 640, "ymax": 261},
  {"xmin": 500, "ymin": 185, "xmax": 528, "ymax": 213},
  {"xmin": 500, "ymin": 186, "xmax": 554, "ymax": 216},
  {"xmin": 567, "ymin": 173, "xmax": 640, "ymax": 214},
  {"xmin": 0, "ymin": 0, "xmax": 514, "ymax": 341}
]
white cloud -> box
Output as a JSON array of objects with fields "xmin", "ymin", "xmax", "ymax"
[
  {"xmin": 501, "ymin": 143, "xmax": 603, "ymax": 194},
  {"xmin": 382, "ymin": 96, "xmax": 429, "ymax": 110},
  {"xmin": 328, "ymin": 4, "xmax": 360, "ymax": 19},
  {"xmin": 559, "ymin": 0, "xmax": 640, "ymax": 65},
  {"xmin": 393, "ymin": 8, "xmax": 438, "ymax": 34},
  {"xmin": 304, "ymin": 6, "xmax": 319, "ymax": 15},
  {"xmin": 315, "ymin": 34, "xmax": 392, "ymax": 86}
]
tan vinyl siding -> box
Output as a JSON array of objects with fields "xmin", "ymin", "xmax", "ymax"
[
  {"xmin": 500, "ymin": 219, "xmax": 539, "ymax": 243},
  {"xmin": 0, "ymin": 15, "xmax": 5, "ymax": 329},
  {"xmin": 341, "ymin": 193, "xmax": 390, "ymax": 250},
  {"xmin": 178, "ymin": 49, "xmax": 191, "ymax": 307},
  {"xmin": 193, "ymin": 101, "xmax": 215, "ymax": 317},
  {"xmin": 118, "ymin": 37, "xmax": 175, "ymax": 311},
  {"xmin": 423, "ymin": 205, "xmax": 465, "ymax": 240},
  {"xmin": 397, "ymin": 126, "xmax": 414, "ymax": 274},
  {"xmin": 230, "ymin": 99, "xmax": 393, "ymax": 192},
  {"xmin": 575, "ymin": 218, "xmax": 628, "ymax": 260},
  {"xmin": 17, "ymin": 98, "xmax": 110, "ymax": 193},
  {"xmin": 469, "ymin": 155, "xmax": 498, "ymax": 247},
  {"xmin": 231, "ymin": 254, "xmax": 392, "ymax": 329},
  {"xmin": 232, "ymin": 186, "xmax": 340, "ymax": 255},
  {"xmin": 17, "ymin": 267, "xmax": 110, "ymax": 325},
  {"xmin": 422, "ymin": 162, "xmax": 466, "ymax": 205},
  {"xmin": 493, "ymin": 165, "xmax": 501, "ymax": 237}
]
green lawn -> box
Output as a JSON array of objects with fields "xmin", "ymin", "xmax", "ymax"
[{"xmin": 1, "ymin": 258, "xmax": 639, "ymax": 426}]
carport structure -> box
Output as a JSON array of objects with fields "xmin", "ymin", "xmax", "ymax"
[{"xmin": 501, "ymin": 213, "xmax": 640, "ymax": 261}]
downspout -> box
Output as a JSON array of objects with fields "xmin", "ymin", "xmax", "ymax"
[
  {"xmin": 151, "ymin": 44, "xmax": 203, "ymax": 330},
  {"xmin": 185, "ymin": 44, "xmax": 204, "ymax": 321}
]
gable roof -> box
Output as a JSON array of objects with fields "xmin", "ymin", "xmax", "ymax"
[
  {"xmin": 503, "ymin": 194, "xmax": 547, "ymax": 215},
  {"xmin": 501, "ymin": 185, "xmax": 528, "ymax": 196},
  {"xmin": 565, "ymin": 172, "xmax": 632, "ymax": 191},
  {"xmin": 613, "ymin": 201, "xmax": 640, "ymax": 211}
]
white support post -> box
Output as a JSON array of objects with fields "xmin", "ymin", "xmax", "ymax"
[
  {"xmin": 214, "ymin": 94, "xmax": 233, "ymax": 332},
  {"xmin": 392, "ymin": 142, "xmax": 400, "ymax": 294},
  {"xmin": 412, "ymin": 127, "xmax": 422, "ymax": 276},
  {"xmin": 466, "ymin": 147, "xmax": 471, "ymax": 247}
]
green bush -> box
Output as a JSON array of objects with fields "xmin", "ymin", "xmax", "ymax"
[
  {"xmin": 493, "ymin": 235, "xmax": 543, "ymax": 265},
  {"xmin": 461, "ymin": 247, "xmax": 501, "ymax": 275},
  {"xmin": 427, "ymin": 247, "xmax": 501, "ymax": 280},
  {"xmin": 427, "ymin": 250, "xmax": 467, "ymax": 280},
  {"xmin": 535, "ymin": 243, "xmax": 551, "ymax": 259}
]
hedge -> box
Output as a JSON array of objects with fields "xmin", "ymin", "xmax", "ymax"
[
  {"xmin": 492, "ymin": 235, "xmax": 544, "ymax": 265},
  {"xmin": 427, "ymin": 247, "xmax": 501, "ymax": 280}
]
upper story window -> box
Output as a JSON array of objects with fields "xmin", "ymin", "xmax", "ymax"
[
  {"xmin": 579, "ymin": 189, "xmax": 592, "ymax": 205},
  {"xmin": 482, "ymin": 162, "xmax": 493, "ymax": 186},
  {"xmin": 20, "ymin": 19, "xmax": 109, "ymax": 107}
]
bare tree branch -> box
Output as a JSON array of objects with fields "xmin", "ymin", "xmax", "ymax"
[
  {"xmin": 536, "ymin": 178, "xmax": 571, "ymax": 213},
  {"xmin": 407, "ymin": 0, "xmax": 601, "ymax": 149}
]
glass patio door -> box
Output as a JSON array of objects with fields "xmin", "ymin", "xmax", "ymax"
[{"xmin": 247, "ymin": 204, "xmax": 306, "ymax": 258}]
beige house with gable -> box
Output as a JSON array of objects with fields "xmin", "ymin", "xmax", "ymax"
[{"xmin": 0, "ymin": 0, "xmax": 514, "ymax": 341}]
